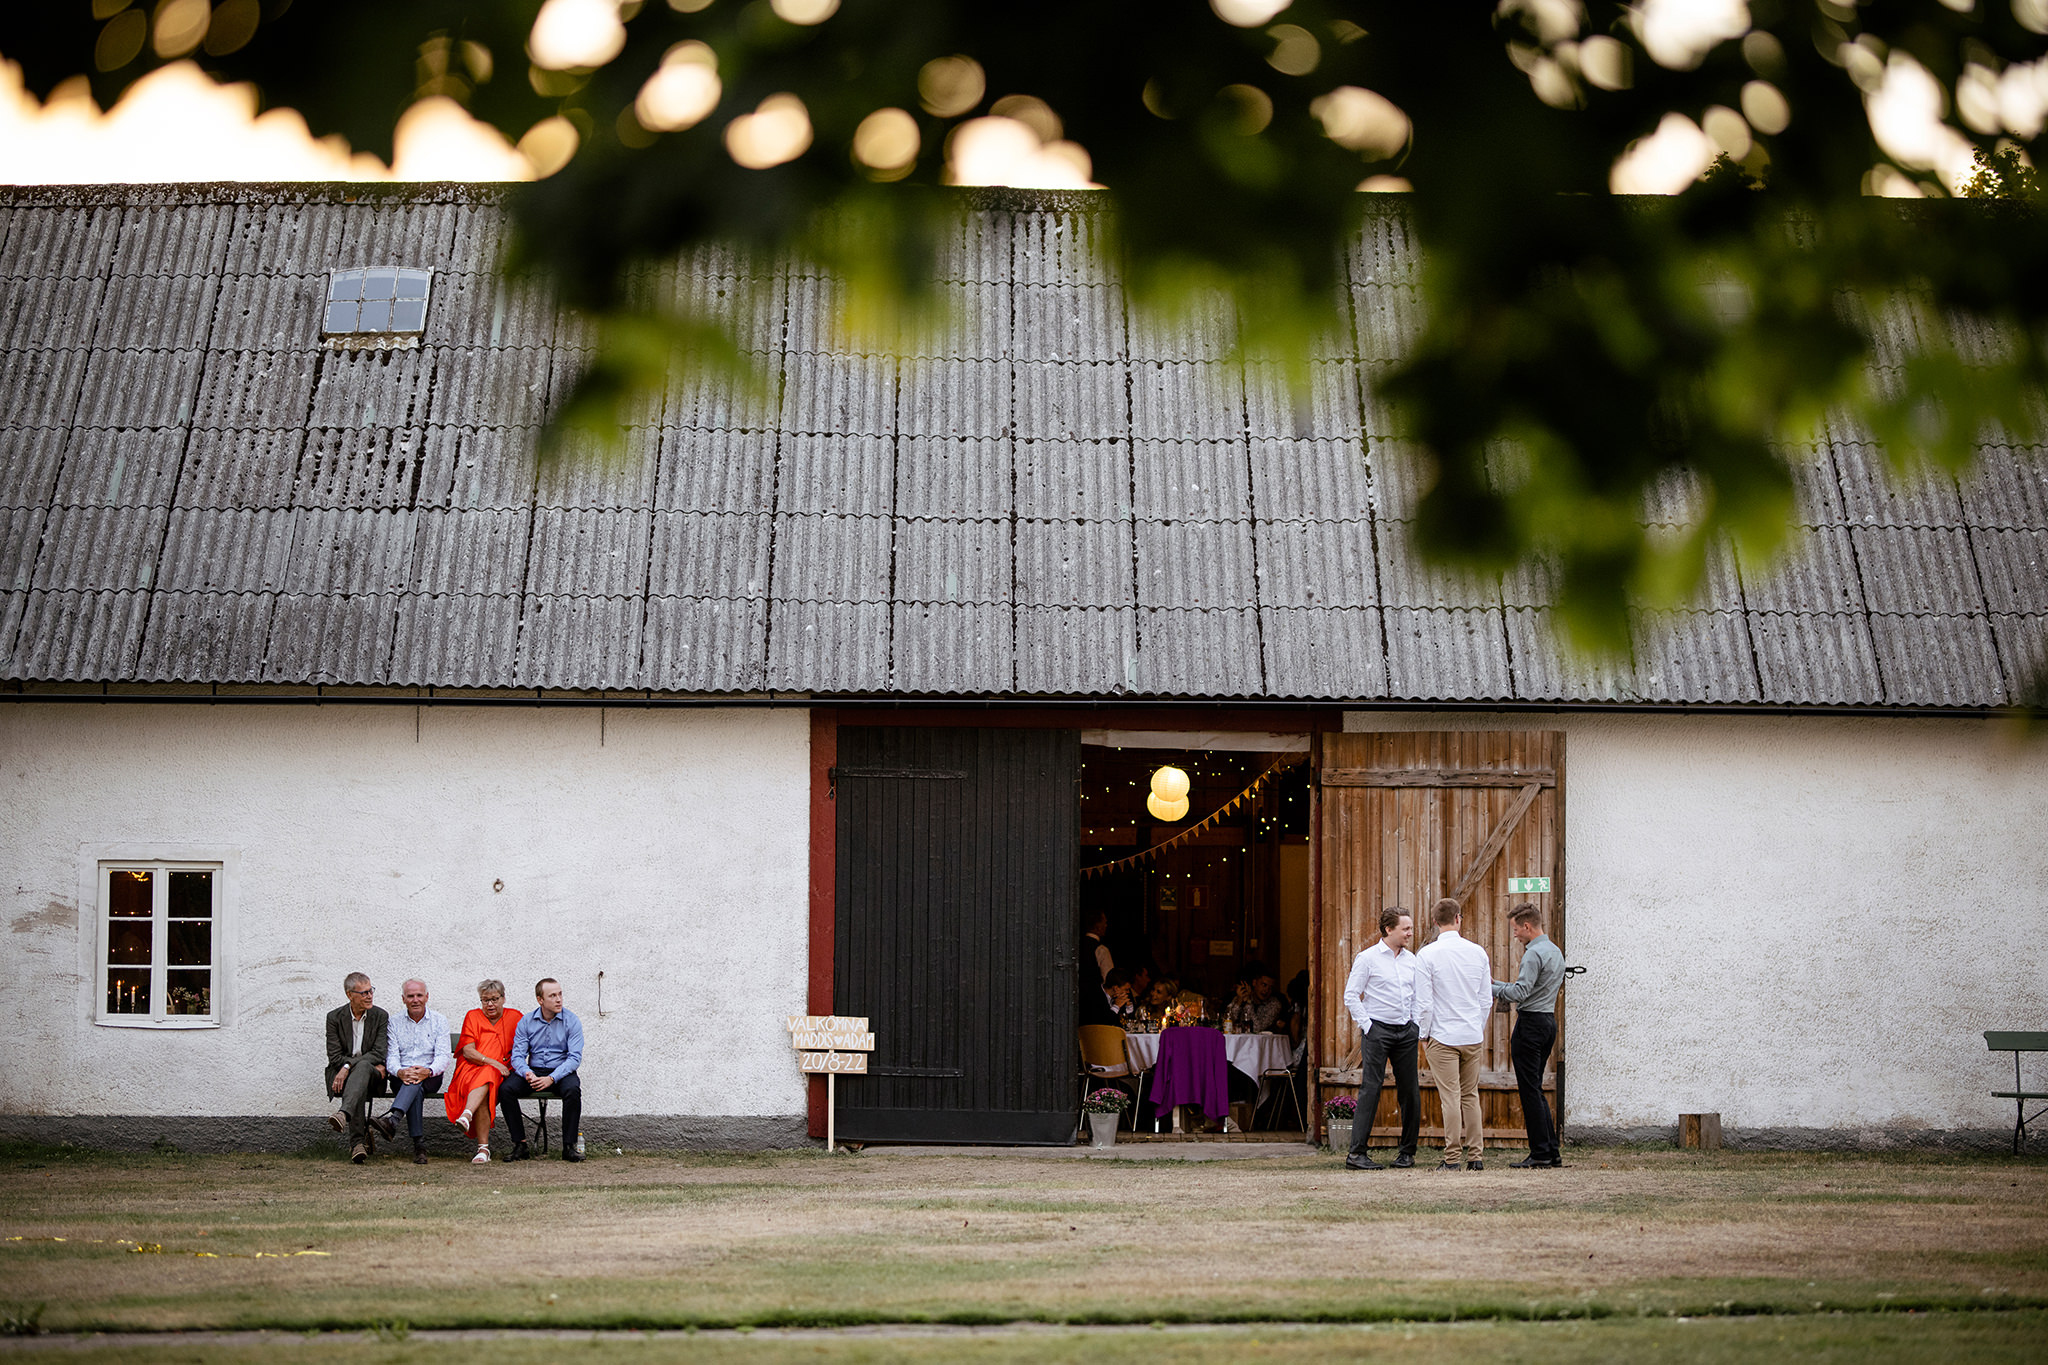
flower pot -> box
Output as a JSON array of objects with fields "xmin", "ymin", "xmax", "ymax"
[
  {"xmin": 1087, "ymin": 1112, "xmax": 1119, "ymax": 1148},
  {"xmin": 1326, "ymin": 1118, "xmax": 1353, "ymax": 1153}
]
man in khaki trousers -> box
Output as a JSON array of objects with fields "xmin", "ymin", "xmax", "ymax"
[{"xmin": 1414, "ymin": 898, "xmax": 1494, "ymax": 1170}]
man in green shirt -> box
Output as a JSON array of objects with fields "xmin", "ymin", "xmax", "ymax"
[{"xmin": 1492, "ymin": 904, "xmax": 1564, "ymax": 1168}]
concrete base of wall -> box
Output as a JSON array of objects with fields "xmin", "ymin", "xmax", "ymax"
[
  {"xmin": 1564, "ymin": 1123, "xmax": 2036, "ymax": 1154},
  {"xmin": 0, "ymin": 1113, "xmax": 814, "ymax": 1155}
]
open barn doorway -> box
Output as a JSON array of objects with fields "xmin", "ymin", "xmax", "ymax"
[{"xmin": 1078, "ymin": 731, "xmax": 1314, "ymax": 1141}]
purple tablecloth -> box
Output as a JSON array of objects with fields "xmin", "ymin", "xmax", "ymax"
[{"xmin": 1148, "ymin": 1026, "xmax": 1230, "ymax": 1120}]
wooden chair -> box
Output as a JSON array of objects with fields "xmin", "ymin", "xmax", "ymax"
[{"xmin": 1077, "ymin": 1025, "xmax": 1145, "ymax": 1128}]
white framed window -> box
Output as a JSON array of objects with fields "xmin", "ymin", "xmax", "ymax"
[{"xmin": 97, "ymin": 861, "xmax": 221, "ymax": 1027}]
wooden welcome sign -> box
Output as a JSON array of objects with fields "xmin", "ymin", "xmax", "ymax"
[{"xmin": 788, "ymin": 1015, "xmax": 876, "ymax": 1151}]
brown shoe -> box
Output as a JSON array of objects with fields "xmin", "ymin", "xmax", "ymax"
[
  {"xmin": 350, "ymin": 1143, "xmax": 368, "ymax": 1164},
  {"xmin": 412, "ymin": 1141, "xmax": 428, "ymax": 1166},
  {"xmin": 372, "ymin": 1113, "xmax": 398, "ymax": 1142},
  {"xmin": 327, "ymin": 1112, "xmax": 345, "ymax": 1133}
]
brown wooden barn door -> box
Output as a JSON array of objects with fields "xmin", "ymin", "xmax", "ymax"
[{"xmin": 1313, "ymin": 731, "xmax": 1563, "ymax": 1142}]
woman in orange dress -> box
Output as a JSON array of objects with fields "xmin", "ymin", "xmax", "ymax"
[{"xmin": 445, "ymin": 979, "xmax": 520, "ymax": 1164}]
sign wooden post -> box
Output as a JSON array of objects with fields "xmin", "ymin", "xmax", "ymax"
[{"xmin": 787, "ymin": 1015, "xmax": 875, "ymax": 1151}]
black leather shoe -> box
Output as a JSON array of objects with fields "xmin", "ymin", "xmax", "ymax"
[
  {"xmin": 1468, "ymin": 1160, "xmax": 1484, "ymax": 1171},
  {"xmin": 507, "ymin": 1141, "xmax": 532, "ymax": 1162},
  {"xmin": 412, "ymin": 1141, "xmax": 428, "ymax": 1166},
  {"xmin": 1432, "ymin": 1159, "xmax": 1461, "ymax": 1171},
  {"xmin": 1390, "ymin": 1154, "xmax": 1415, "ymax": 1168},
  {"xmin": 1509, "ymin": 1155, "xmax": 1561, "ymax": 1168},
  {"xmin": 372, "ymin": 1114, "xmax": 398, "ymax": 1142},
  {"xmin": 562, "ymin": 1149, "xmax": 584, "ymax": 1162},
  {"xmin": 1343, "ymin": 1155, "xmax": 1384, "ymax": 1170}
]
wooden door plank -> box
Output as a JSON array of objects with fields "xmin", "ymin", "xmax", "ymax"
[
  {"xmin": 1446, "ymin": 781, "xmax": 1542, "ymax": 906},
  {"xmin": 1322, "ymin": 768, "xmax": 1557, "ymax": 788}
]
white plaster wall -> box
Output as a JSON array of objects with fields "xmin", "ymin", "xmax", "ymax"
[
  {"xmin": 1343, "ymin": 711, "xmax": 2048, "ymax": 1135},
  {"xmin": 0, "ymin": 703, "xmax": 811, "ymax": 1120}
]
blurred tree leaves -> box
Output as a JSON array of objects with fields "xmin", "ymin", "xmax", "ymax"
[{"xmin": 8, "ymin": 0, "xmax": 2048, "ymax": 656}]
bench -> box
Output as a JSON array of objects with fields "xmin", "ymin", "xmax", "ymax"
[
  {"xmin": 1985, "ymin": 1031, "xmax": 2048, "ymax": 1154},
  {"xmin": 332, "ymin": 1032, "xmax": 564, "ymax": 1155}
]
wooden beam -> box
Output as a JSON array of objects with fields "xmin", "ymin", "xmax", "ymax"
[
  {"xmin": 1445, "ymin": 781, "xmax": 1543, "ymax": 907},
  {"xmin": 1320, "ymin": 767, "xmax": 1557, "ymax": 788}
]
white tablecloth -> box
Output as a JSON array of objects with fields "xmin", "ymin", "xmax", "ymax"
[{"xmin": 1123, "ymin": 1030, "xmax": 1294, "ymax": 1108}]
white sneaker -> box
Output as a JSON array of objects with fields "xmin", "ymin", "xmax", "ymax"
[{"xmin": 471, "ymin": 1147, "xmax": 490, "ymax": 1164}]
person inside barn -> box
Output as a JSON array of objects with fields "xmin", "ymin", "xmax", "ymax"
[
  {"xmin": 323, "ymin": 972, "xmax": 389, "ymax": 1164},
  {"xmin": 1082, "ymin": 910, "xmax": 1114, "ymax": 986},
  {"xmin": 1493, "ymin": 904, "xmax": 1566, "ymax": 1169},
  {"xmin": 499, "ymin": 977, "xmax": 586, "ymax": 1162},
  {"xmin": 1341, "ymin": 908, "xmax": 1421, "ymax": 1170}
]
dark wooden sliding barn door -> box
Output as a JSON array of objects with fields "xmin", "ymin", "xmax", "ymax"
[{"xmin": 833, "ymin": 726, "xmax": 1080, "ymax": 1144}]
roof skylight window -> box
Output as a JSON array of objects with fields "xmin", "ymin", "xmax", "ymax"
[{"xmin": 323, "ymin": 268, "xmax": 432, "ymax": 348}]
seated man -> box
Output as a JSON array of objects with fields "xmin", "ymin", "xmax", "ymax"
[
  {"xmin": 384, "ymin": 978, "xmax": 452, "ymax": 1165},
  {"xmin": 499, "ymin": 977, "xmax": 585, "ymax": 1162},
  {"xmin": 323, "ymin": 972, "xmax": 389, "ymax": 1163}
]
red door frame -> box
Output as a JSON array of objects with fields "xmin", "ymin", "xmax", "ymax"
[{"xmin": 804, "ymin": 704, "xmax": 1342, "ymax": 1138}]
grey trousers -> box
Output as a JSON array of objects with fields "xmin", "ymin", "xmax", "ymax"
[{"xmin": 333, "ymin": 1055, "xmax": 382, "ymax": 1142}]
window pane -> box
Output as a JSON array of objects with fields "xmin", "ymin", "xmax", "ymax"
[
  {"xmin": 166, "ymin": 971, "xmax": 212, "ymax": 1016},
  {"xmin": 169, "ymin": 919, "xmax": 211, "ymax": 967},
  {"xmin": 324, "ymin": 299, "xmax": 358, "ymax": 334},
  {"xmin": 364, "ymin": 268, "xmax": 398, "ymax": 300},
  {"xmin": 329, "ymin": 269, "xmax": 364, "ymax": 302},
  {"xmin": 169, "ymin": 870, "xmax": 212, "ymax": 919},
  {"xmin": 396, "ymin": 269, "xmax": 431, "ymax": 299},
  {"xmin": 391, "ymin": 298, "xmax": 427, "ymax": 332},
  {"xmin": 107, "ymin": 968, "xmax": 151, "ymax": 1015},
  {"xmin": 109, "ymin": 869, "xmax": 152, "ymax": 917},
  {"xmin": 359, "ymin": 298, "xmax": 392, "ymax": 331},
  {"xmin": 107, "ymin": 920, "xmax": 151, "ymax": 966}
]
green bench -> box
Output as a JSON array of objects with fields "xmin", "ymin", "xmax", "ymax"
[{"xmin": 1985, "ymin": 1031, "xmax": 2048, "ymax": 1155}]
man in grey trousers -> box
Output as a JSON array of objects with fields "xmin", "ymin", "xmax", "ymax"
[{"xmin": 1493, "ymin": 903, "xmax": 1566, "ymax": 1168}]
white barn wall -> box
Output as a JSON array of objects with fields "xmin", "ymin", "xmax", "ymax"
[
  {"xmin": 0, "ymin": 702, "xmax": 812, "ymax": 1149},
  {"xmin": 1345, "ymin": 711, "xmax": 2048, "ymax": 1145}
]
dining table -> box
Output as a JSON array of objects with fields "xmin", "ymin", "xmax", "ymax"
[{"xmin": 1124, "ymin": 1028, "xmax": 1294, "ymax": 1112}]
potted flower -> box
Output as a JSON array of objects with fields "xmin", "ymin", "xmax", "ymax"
[
  {"xmin": 1323, "ymin": 1094, "xmax": 1357, "ymax": 1154},
  {"xmin": 1082, "ymin": 1088, "xmax": 1130, "ymax": 1147}
]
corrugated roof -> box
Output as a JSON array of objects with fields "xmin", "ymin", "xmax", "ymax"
[{"xmin": 1, "ymin": 183, "xmax": 2040, "ymax": 707}]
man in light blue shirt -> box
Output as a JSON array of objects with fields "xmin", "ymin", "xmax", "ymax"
[
  {"xmin": 499, "ymin": 977, "xmax": 585, "ymax": 1162},
  {"xmin": 384, "ymin": 978, "xmax": 451, "ymax": 1165}
]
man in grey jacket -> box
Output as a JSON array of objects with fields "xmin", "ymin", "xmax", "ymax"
[{"xmin": 1492, "ymin": 903, "xmax": 1565, "ymax": 1168}]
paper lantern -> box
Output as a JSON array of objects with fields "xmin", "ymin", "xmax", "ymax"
[
  {"xmin": 1146, "ymin": 792, "xmax": 1189, "ymax": 821},
  {"xmin": 1150, "ymin": 765, "xmax": 1191, "ymax": 802}
]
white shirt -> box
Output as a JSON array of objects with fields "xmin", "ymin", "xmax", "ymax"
[
  {"xmin": 1343, "ymin": 940, "xmax": 1416, "ymax": 1033},
  {"xmin": 386, "ymin": 1007, "xmax": 452, "ymax": 1078},
  {"xmin": 1415, "ymin": 928, "xmax": 1493, "ymax": 1046},
  {"xmin": 350, "ymin": 1011, "xmax": 364, "ymax": 1056}
]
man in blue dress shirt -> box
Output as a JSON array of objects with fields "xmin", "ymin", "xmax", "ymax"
[{"xmin": 500, "ymin": 977, "xmax": 585, "ymax": 1162}]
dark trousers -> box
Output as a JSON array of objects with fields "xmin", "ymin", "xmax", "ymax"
[
  {"xmin": 1351, "ymin": 1020, "xmax": 1420, "ymax": 1159},
  {"xmin": 500, "ymin": 1069, "xmax": 581, "ymax": 1151},
  {"xmin": 331, "ymin": 1054, "xmax": 383, "ymax": 1142},
  {"xmin": 389, "ymin": 1075, "xmax": 445, "ymax": 1141},
  {"xmin": 1510, "ymin": 1011, "xmax": 1559, "ymax": 1161}
]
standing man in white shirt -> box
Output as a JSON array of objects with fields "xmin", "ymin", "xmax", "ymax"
[
  {"xmin": 1340, "ymin": 907, "xmax": 1420, "ymax": 1171},
  {"xmin": 1415, "ymin": 897, "xmax": 1495, "ymax": 1171},
  {"xmin": 385, "ymin": 978, "xmax": 452, "ymax": 1165}
]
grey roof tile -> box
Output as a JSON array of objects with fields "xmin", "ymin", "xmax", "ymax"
[
  {"xmin": 767, "ymin": 599, "xmax": 891, "ymax": 690},
  {"xmin": 1747, "ymin": 610, "xmax": 1884, "ymax": 705},
  {"xmin": 1248, "ymin": 437, "xmax": 1371, "ymax": 521},
  {"xmin": 533, "ymin": 433, "xmax": 662, "ymax": 510},
  {"xmin": 1375, "ymin": 520, "xmax": 1497, "ymax": 609},
  {"xmin": 49, "ymin": 429, "xmax": 187, "ymax": 509},
  {"xmin": 1351, "ymin": 281, "xmax": 1423, "ymax": 363},
  {"xmin": 1849, "ymin": 526, "xmax": 1988, "ymax": 614},
  {"xmin": 1367, "ymin": 438, "xmax": 1431, "ymax": 522},
  {"xmin": 1499, "ymin": 551, "xmax": 1561, "ymax": 608},
  {"xmin": 410, "ymin": 507, "xmax": 533, "ymax": 597},
  {"xmin": 770, "ymin": 513, "xmax": 892, "ymax": 602},
  {"xmin": 31, "ymin": 504, "xmax": 167, "ymax": 591},
  {"xmin": 388, "ymin": 593, "xmax": 522, "ymax": 688},
  {"xmin": 1383, "ymin": 606, "xmax": 1511, "ymax": 701},
  {"xmin": 778, "ymin": 433, "xmax": 894, "ymax": 516},
  {"xmin": 296, "ymin": 426, "xmax": 438, "ymax": 511},
  {"xmin": 1991, "ymin": 612, "xmax": 2048, "ymax": 689},
  {"xmin": 444, "ymin": 203, "xmax": 514, "ymax": 276},
  {"xmin": 280, "ymin": 509, "xmax": 419, "ymax": 595},
  {"xmin": 219, "ymin": 199, "xmax": 350, "ymax": 276},
  {"xmin": 641, "ymin": 594, "xmax": 769, "ymax": 692},
  {"xmin": 134, "ymin": 589, "xmax": 276, "ymax": 682},
  {"xmin": 432, "ymin": 426, "xmax": 538, "ymax": 511},
  {"xmin": 188, "ymin": 349, "xmax": 322, "ymax": 430},
  {"xmin": 1630, "ymin": 610, "xmax": 1760, "ymax": 703},
  {"xmin": 70, "ymin": 349, "xmax": 206, "ymax": 429},
  {"xmin": 0, "ymin": 346, "xmax": 92, "ymax": 427},
  {"xmin": 306, "ymin": 346, "xmax": 436, "ymax": 429},
  {"xmin": 648, "ymin": 511, "xmax": 771, "ymax": 599},
  {"xmin": 8, "ymin": 588, "xmax": 149, "ymax": 680},
  {"xmin": 1014, "ymin": 362, "xmax": 1129, "ymax": 440},
  {"xmin": 1243, "ymin": 362, "xmax": 1366, "ymax": 441},
  {"xmin": 106, "ymin": 201, "xmax": 235, "ymax": 277},
  {"xmin": 1127, "ymin": 291, "xmax": 1237, "ymax": 362},
  {"xmin": 1016, "ymin": 438, "xmax": 1129, "ymax": 519},
  {"xmin": 891, "ymin": 601, "xmax": 1013, "ymax": 692},
  {"xmin": 94, "ymin": 271, "xmax": 222, "ymax": 351},
  {"xmin": 780, "ymin": 353, "xmax": 896, "ymax": 436},
  {"xmin": 1260, "ymin": 605, "xmax": 1387, "ymax": 698},
  {"xmin": 206, "ymin": 274, "xmax": 322, "ymax": 351},
  {"xmin": 264, "ymin": 592, "xmax": 398, "ymax": 684},
  {"xmin": 334, "ymin": 198, "xmax": 461, "ymax": 265},
  {"xmin": 170, "ymin": 428, "xmax": 305, "ymax": 510},
  {"xmin": 895, "ymin": 436, "xmax": 1011, "ymax": 519},
  {"xmin": 934, "ymin": 209, "xmax": 1013, "ymax": 283},
  {"xmin": 1132, "ymin": 607, "xmax": 1263, "ymax": 696},
  {"xmin": 0, "ymin": 203, "xmax": 122, "ymax": 280},
  {"xmin": 894, "ymin": 517, "xmax": 1009, "ymax": 605},
  {"xmin": 1831, "ymin": 435, "xmax": 1964, "ymax": 526},
  {"xmin": 1868, "ymin": 612, "xmax": 2007, "ymax": 706},
  {"xmin": 664, "ymin": 351, "xmax": 781, "ymax": 430},
  {"xmin": 1958, "ymin": 449, "xmax": 2048, "ymax": 530},
  {"xmin": 1014, "ymin": 284, "xmax": 1124, "ymax": 363},
  {"xmin": 1504, "ymin": 608, "xmax": 1640, "ymax": 703},
  {"xmin": 1128, "ymin": 361, "xmax": 1244, "ymax": 440},
  {"xmin": 521, "ymin": 508, "xmax": 651, "ymax": 598},
  {"xmin": 1738, "ymin": 526, "xmax": 1864, "ymax": 613},
  {"xmin": 157, "ymin": 507, "xmax": 298, "ymax": 592},
  {"xmin": 1136, "ymin": 519, "xmax": 1255, "ymax": 609},
  {"xmin": 1970, "ymin": 528, "xmax": 2048, "ymax": 613},
  {"xmin": 657, "ymin": 426, "xmax": 777, "ymax": 514},
  {"xmin": 0, "ymin": 272, "xmax": 106, "ymax": 350},
  {"xmin": 0, "ymin": 506, "xmax": 42, "ymax": 589},
  {"xmin": 1349, "ymin": 207, "xmax": 1421, "ymax": 286},
  {"xmin": 1253, "ymin": 519, "xmax": 1378, "ymax": 608},
  {"xmin": 1013, "ymin": 209, "xmax": 1114, "ymax": 286},
  {"xmin": 782, "ymin": 275, "xmax": 854, "ymax": 355},
  {"xmin": 514, "ymin": 593, "xmax": 646, "ymax": 690},
  {"xmin": 1015, "ymin": 605, "xmax": 1134, "ymax": 693},
  {"xmin": 900, "ymin": 357, "xmax": 1010, "ymax": 437},
  {"xmin": 1130, "ymin": 439, "xmax": 1252, "ymax": 521},
  {"xmin": 433, "ymin": 274, "xmax": 563, "ymax": 351},
  {"xmin": 903, "ymin": 282, "xmax": 1010, "ymax": 361},
  {"xmin": 1016, "ymin": 518, "xmax": 1132, "ymax": 608}
]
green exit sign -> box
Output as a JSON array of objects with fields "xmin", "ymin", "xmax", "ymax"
[{"xmin": 1508, "ymin": 877, "xmax": 1551, "ymax": 894}]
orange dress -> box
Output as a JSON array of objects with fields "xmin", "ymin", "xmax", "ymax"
[{"xmin": 445, "ymin": 1006, "xmax": 521, "ymax": 1128}]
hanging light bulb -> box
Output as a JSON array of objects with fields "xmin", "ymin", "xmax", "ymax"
[
  {"xmin": 1150, "ymin": 765, "xmax": 1190, "ymax": 802},
  {"xmin": 1146, "ymin": 792, "xmax": 1189, "ymax": 821}
]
